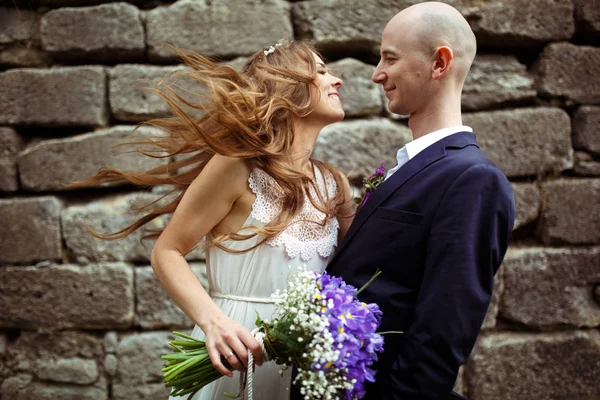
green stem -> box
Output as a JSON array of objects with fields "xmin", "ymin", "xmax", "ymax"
[{"xmin": 356, "ymin": 269, "xmax": 382, "ymax": 295}]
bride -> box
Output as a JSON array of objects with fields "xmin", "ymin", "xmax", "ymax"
[{"xmin": 78, "ymin": 40, "xmax": 354, "ymax": 399}]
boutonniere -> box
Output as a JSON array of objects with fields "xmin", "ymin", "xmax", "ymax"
[{"xmin": 355, "ymin": 163, "xmax": 386, "ymax": 210}]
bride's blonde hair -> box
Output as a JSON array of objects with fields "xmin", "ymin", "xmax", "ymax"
[{"xmin": 70, "ymin": 40, "xmax": 349, "ymax": 253}]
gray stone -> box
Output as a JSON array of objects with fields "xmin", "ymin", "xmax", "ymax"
[
  {"xmin": 18, "ymin": 125, "xmax": 168, "ymax": 191},
  {"xmin": 574, "ymin": 0, "xmax": 600, "ymax": 36},
  {"xmin": 41, "ymin": 2, "xmax": 144, "ymax": 62},
  {"xmin": 1, "ymin": 376, "xmax": 107, "ymax": 400},
  {"xmin": 61, "ymin": 192, "xmax": 167, "ymax": 263},
  {"xmin": 575, "ymin": 160, "xmax": 600, "ymax": 176},
  {"xmin": 463, "ymin": 107, "xmax": 573, "ymax": 178},
  {"xmin": 293, "ymin": 0, "xmax": 398, "ymax": 57},
  {"xmin": 539, "ymin": 179, "xmax": 600, "ymax": 244},
  {"xmin": 0, "ymin": 196, "xmax": 62, "ymax": 264},
  {"xmin": 224, "ymin": 56, "xmax": 249, "ymax": 72},
  {"xmin": 135, "ymin": 263, "xmax": 208, "ymax": 329},
  {"xmin": 0, "ymin": 46, "xmax": 51, "ymax": 68},
  {"xmin": 113, "ymin": 332, "xmax": 173, "ymax": 400},
  {"xmin": 109, "ymin": 65, "xmax": 184, "ymax": 122},
  {"xmin": 0, "ymin": 66, "xmax": 108, "ymax": 127},
  {"xmin": 293, "ymin": 0, "xmax": 573, "ymax": 56},
  {"xmin": 0, "ymin": 8, "xmax": 41, "ymax": 45},
  {"xmin": 501, "ymin": 247, "xmax": 600, "ymax": 329},
  {"xmin": 0, "ymin": 334, "xmax": 6, "ymax": 355},
  {"xmin": 328, "ymin": 58, "xmax": 383, "ymax": 117},
  {"xmin": 453, "ymin": 365, "xmax": 465, "ymax": 397},
  {"xmin": 481, "ymin": 265, "xmax": 503, "ymax": 331},
  {"xmin": 313, "ymin": 118, "xmax": 412, "ymax": 181},
  {"xmin": 0, "ymin": 127, "xmax": 22, "ymax": 191},
  {"xmin": 573, "ymin": 151, "xmax": 600, "ymax": 176},
  {"xmin": 4, "ymin": 331, "xmax": 104, "ymax": 371},
  {"xmin": 146, "ymin": 0, "xmax": 293, "ymax": 62},
  {"xmin": 467, "ymin": 331, "xmax": 600, "ymax": 400},
  {"xmin": 573, "ymin": 106, "xmax": 600, "ymax": 154},
  {"xmin": 104, "ymin": 332, "xmax": 118, "ymax": 354},
  {"xmin": 535, "ymin": 42, "xmax": 600, "ymax": 105},
  {"xmin": 0, "ymin": 263, "xmax": 134, "ymax": 329},
  {"xmin": 511, "ymin": 182, "xmax": 540, "ymax": 230},
  {"xmin": 104, "ymin": 354, "xmax": 118, "ymax": 376},
  {"xmin": 463, "ymin": 55, "xmax": 536, "ymax": 111},
  {"xmin": 34, "ymin": 357, "xmax": 99, "ymax": 385},
  {"xmin": 464, "ymin": 0, "xmax": 574, "ymax": 47}
]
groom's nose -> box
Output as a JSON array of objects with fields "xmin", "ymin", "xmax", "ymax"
[{"xmin": 372, "ymin": 64, "xmax": 385, "ymax": 84}]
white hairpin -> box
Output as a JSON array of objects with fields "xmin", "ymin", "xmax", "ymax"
[{"xmin": 263, "ymin": 42, "xmax": 283, "ymax": 56}]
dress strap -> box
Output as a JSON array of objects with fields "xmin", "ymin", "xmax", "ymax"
[{"xmin": 211, "ymin": 291, "xmax": 275, "ymax": 304}]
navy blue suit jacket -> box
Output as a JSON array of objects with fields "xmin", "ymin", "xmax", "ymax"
[{"xmin": 325, "ymin": 131, "xmax": 514, "ymax": 399}]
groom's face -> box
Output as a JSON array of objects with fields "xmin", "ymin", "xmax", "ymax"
[{"xmin": 372, "ymin": 24, "xmax": 430, "ymax": 116}]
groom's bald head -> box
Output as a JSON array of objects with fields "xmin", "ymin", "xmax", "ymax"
[{"xmin": 385, "ymin": 1, "xmax": 476, "ymax": 83}]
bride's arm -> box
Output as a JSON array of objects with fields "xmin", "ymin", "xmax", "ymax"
[
  {"xmin": 336, "ymin": 174, "xmax": 355, "ymax": 244},
  {"xmin": 150, "ymin": 154, "xmax": 262, "ymax": 376}
]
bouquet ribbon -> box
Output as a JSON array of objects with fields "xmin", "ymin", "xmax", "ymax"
[{"xmin": 236, "ymin": 328, "xmax": 270, "ymax": 400}]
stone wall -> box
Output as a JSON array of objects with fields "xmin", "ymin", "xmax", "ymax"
[{"xmin": 1, "ymin": 0, "xmax": 599, "ymax": 399}]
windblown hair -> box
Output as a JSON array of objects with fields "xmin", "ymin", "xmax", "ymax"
[{"xmin": 70, "ymin": 40, "xmax": 349, "ymax": 253}]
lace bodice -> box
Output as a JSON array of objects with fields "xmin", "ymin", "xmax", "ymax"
[{"xmin": 248, "ymin": 167, "xmax": 339, "ymax": 262}]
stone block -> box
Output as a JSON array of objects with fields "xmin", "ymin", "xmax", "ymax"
[
  {"xmin": 2, "ymin": 330, "xmax": 106, "ymax": 394},
  {"xmin": 34, "ymin": 357, "xmax": 99, "ymax": 385},
  {"xmin": 0, "ymin": 196, "xmax": 62, "ymax": 264},
  {"xmin": 463, "ymin": 55, "xmax": 536, "ymax": 111},
  {"xmin": 0, "ymin": 66, "xmax": 108, "ymax": 127},
  {"xmin": 41, "ymin": 2, "xmax": 144, "ymax": 62},
  {"xmin": 293, "ymin": 0, "xmax": 398, "ymax": 57},
  {"xmin": 501, "ymin": 247, "xmax": 600, "ymax": 328},
  {"xmin": 1, "ymin": 375, "xmax": 107, "ymax": 400},
  {"xmin": 535, "ymin": 42, "xmax": 600, "ymax": 104},
  {"xmin": 573, "ymin": 106, "xmax": 600, "ymax": 155},
  {"xmin": 328, "ymin": 58, "xmax": 383, "ymax": 117},
  {"xmin": 104, "ymin": 354, "xmax": 117, "ymax": 376},
  {"xmin": 113, "ymin": 331, "xmax": 173, "ymax": 400},
  {"xmin": 0, "ymin": 8, "xmax": 41, "ymax": 45},
  {"xmin": 463, "ymin": 0, "xmax": 574, "ymax": 47},
  {"xmin": 135, "ymin": 263, "xmax": 208, "ymax": 329},
  {"xmin": 463, "ymin": 107, "xmax": 572, "ymax": 178},
  {"xmin": 0, "ymin": 127, "xmax": 23, "ymax": 191},
  {"xmin": 109, "ymin": 65, "xmax": 183, "ymax": 122},
  {"xmin": 313, "ymin": 118, "xmax": 412, "ymax": 181},
  {"xmin": 18, "ymin": 125, "xmax": 168, "ymax": 191},
  {"xmin": 293, "ymin": 0, "xmax": 573, "ymax": 57},
  {"xmin": 540, "ymin": 179, "xmax": 600, "ymax": 244},
  {"xmin": 0, "ymin": 8, "xmax": 48, "ymax": 67},
  {"xmin": 0, "ymin": 263, "xmax": 134, "ymax": 329},
  {"xmin": 511, "ymin": 182, "xmax": 540, "ymax": 230},
  {"xmin": 575, "ymin": 160, "xmax": 600, "ymax": 176},
  {"xmin": 481, "ymin": 265, "xmax": 503, "ymax": 330},
  {"xmin": 61, "ymin": 192, "xmax": 167, "ymax": 263},
  {"xmin": 146, "ymin": 0, "xmax": 293, "ymax": 61},
  {"xmin": 467, "ymin": 331, "xmax": 600, "ymax": 400},
  {"xmin": 574, "ymin": 0, "xmax": 600, "ymax": 36}
]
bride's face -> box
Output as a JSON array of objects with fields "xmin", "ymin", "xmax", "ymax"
[{"xmin": 308, "ymin": 53, "xmax": 344, "ymax": 125}]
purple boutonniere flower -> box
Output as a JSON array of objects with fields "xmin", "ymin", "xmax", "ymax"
[{"xmin": 355, "ymin": 163, "xmax": 386, "ymax": 210}]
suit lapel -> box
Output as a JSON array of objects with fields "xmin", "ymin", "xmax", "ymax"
[{"xmin": 332, "ymin": 131, "xmax": 478, "ymax": 262}]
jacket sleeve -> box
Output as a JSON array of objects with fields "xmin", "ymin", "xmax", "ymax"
[{"xmin": 384, "ymin": 164, "xmax": 515, "ymax": 399}]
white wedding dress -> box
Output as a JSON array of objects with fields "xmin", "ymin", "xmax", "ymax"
[{"xmin": 170, "ymin": 167, "xmax": 339, "ymax": 400}]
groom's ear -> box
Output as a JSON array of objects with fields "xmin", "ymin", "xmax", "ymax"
[{"xmin": 431, "ymin": 46, "xmax": 453, "ymax": 80}]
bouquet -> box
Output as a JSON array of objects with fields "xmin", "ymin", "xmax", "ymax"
[{"xmin": 162, "ymin": 268, "xmax": 391, "ymax": 400}]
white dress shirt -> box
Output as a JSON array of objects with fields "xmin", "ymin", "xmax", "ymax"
[{"xmin": 385, "ymin": 126, "xmax": 473, "ymax": 180}]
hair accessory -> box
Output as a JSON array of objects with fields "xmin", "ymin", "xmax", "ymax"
[{"xmin": 263, "ymin": 42, "xmax": 283, "ymax": 56}]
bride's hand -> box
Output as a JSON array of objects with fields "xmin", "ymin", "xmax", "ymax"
[{"xmin": 202, "ymin": 314, "xmax": 264, "ymax": 376}]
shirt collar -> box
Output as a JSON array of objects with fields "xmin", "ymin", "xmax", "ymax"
[{"xmin": 404, "ymin": 126, "xmax": 473, "ymax": 160}]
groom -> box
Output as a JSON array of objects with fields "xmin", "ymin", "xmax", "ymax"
[{"xmin": 310, "ymin": 2, "xmax": 514, "ymax": 399}]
